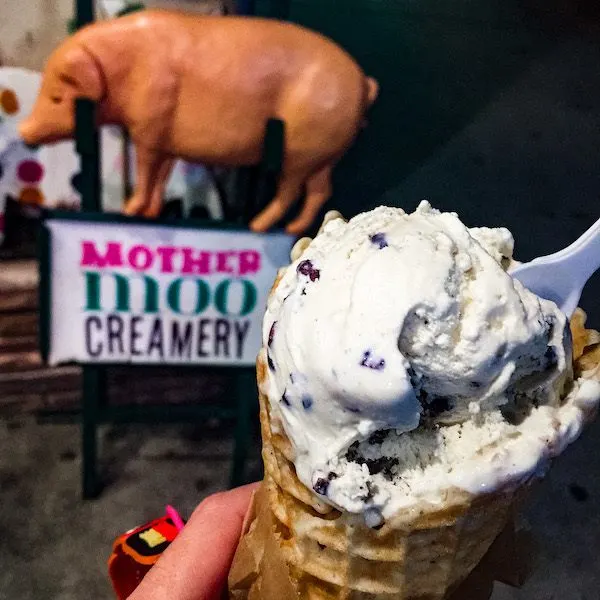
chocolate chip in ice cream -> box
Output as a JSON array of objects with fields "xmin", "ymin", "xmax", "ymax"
[
  {"xmin": 370, "ymin": 232, "xmax": 388, "ymax": 249},
  {"xmin": 365, "ymin": 456, "xmax": 399, "ymax": 479},
  {"xmin": 360, "ymin": 350, "xmax": 386, "ymax": 371},
  {"xmin": 302, "ymin": 394, "xmax": 314, "ymax": 410},
  {"xmin": 345, "ymin": 438, "xmax": 399, "ymax": 480},
  {"xmin": 345, "ymin": 441, "xmax": 363, "ymax": 464},
  {"xmin": 422, "ymin": 396, "xmax": 452, "ymax": 419},
  {"xmin": 368, "ymin": 430, "xmax": 388, "ymax": 445},
  {"xmin": 313, "ymin": 477, "xmax": 330, "ymax": 496},
  {"xmin": 297, "ymin": 259, "xmax": 320, "ymax": 281}
]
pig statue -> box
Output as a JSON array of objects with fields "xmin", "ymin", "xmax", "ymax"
[{"xmin": 19, "ymin": 10, "xmax": 378, "ymax": 234}]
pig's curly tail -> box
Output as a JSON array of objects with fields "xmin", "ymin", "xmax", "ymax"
[{"xmin": 364, "ymin": 76, "xmax": 379, "ymax": 110}]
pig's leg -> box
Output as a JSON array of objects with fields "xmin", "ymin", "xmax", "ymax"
[
  {"xmin": 286, "ymin": 165, "xmax": 333, "ymax": 235},
  {"xmin": 123, "ymin": 149, "xmax": 167, "ymax": 216},
  {"xmin": 249, "ymin": 173, "xmax": 303, "ymax": 233},
  {"xmin": 145, "ymin": 158, "xmax": 175, "ymax": 219}
]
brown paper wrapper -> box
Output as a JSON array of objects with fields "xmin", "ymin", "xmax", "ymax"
[
  {"xmin": 229, "ymin": 484, "xmax": 298, "ymax": 600},
  {"xmin": 229, "ymin": 308, "xmax": 599, "ymax": 600}
]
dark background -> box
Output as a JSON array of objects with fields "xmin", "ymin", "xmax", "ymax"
[{"xmin": 257, "ymin": 0, "xmax": 600, "ymax": 322}]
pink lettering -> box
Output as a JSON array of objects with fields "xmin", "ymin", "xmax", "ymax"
[
  {"xmin": 80, "ymin": 241, "xmax": 123, "ymax": 268},
  {"xmin": 181, "ymin": 248, "xmax": 210, "ymax": 275},
  {"xmin": 217, "ymin": 251, "xmax": 235, "ymax": 274},
  {"xmin": 239, "ymin": 250, "xmax": 261, "ymax": 275},
  {"xmin": 156, "ymin": 246, "xmax": 177, "ymax": 274},
  {"xmin": 81, "ymin": 243, "xmax": 265, "ymax": 275},
  {"xmin": 128, "ymin": 245, "xmax": 153, "ymax": 271}
]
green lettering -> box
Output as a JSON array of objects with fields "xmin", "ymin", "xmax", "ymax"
[
  {"xmin": 84, "ymin": 272, "xmax": 129, "ymax": 312},
  {"xmin": 214, "ymin": 279, "xmax": 257, "ymax": 317},
  {"xmin": 84, "ymin": 272, "xmax": 101, "ymax": 311},
  {"xmin": 140, "ymin": 275, "xmax": 159, "ymax": 313},
  {"xmin": 83, "ymin": 272, "xmax": 158, "ymax": 313},
  {"xmin": 167, "ymin": 278, "xmax": 210, "ymax": 315}
]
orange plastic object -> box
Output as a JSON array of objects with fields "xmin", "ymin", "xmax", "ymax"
[{"xmin": 108, "ymin": 514, "xmax": 183, "ymax": 600}]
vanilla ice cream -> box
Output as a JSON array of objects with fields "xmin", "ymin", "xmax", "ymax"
[{"xmin": 261, "ymin": 202, "xmax": 600, "ymax": 524}]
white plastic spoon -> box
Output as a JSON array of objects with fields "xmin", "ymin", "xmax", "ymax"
[{"xmin": 510, "ymin": 215, "xmax": 600, "ymax": 318}]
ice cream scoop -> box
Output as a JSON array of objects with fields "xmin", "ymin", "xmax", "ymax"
[{"xmin": 262, "ymin": 202, "xmax": 573, "ymax": 515}]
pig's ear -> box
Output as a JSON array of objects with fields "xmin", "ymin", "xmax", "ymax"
[{"xmin": 60, "ymin": 45, "xmax": 104, "ymax": 101}]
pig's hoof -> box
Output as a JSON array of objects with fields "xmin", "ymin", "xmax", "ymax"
[
  {"xmin": 123, "ymin": 199, "xmax": 145, "ymax": 216},
  {"xmin": 143, "ymin": 205, "xmax": 162, "ymax": 219}
]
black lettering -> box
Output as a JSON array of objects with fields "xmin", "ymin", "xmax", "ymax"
[
  {"xmin": 107, "ymin": 314, "xmax": 124, "ymax": 354},
  {"xmin": 171, "ymin": 321, "xmax": 192, "ymax": 359},
  {"xmin": 214, "ymin": 319, "xmax": 230, "ymax": 357},
  {"xmin": 148, "ymin": 318, "xmax": 164, "ymax": 358},
  {"xmin": 130, "ymin": 316, "xmax": 143, "ymax": 356},
  {"xmin": 196, "ymin": 318, "xmax": 211, "ymax": 357},
  {"xmin": 233, "ymin": 320, "xmax": 251, "ymax": 359},
  {"xmin": 85, "ymin": 316, "xmax": 103, "ymax": 357}
]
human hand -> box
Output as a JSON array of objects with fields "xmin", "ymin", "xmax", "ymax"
[
  {"xmin": 128, "ymin": 482, "xmax": 259, "ymax": 600},
  {"xmin": 127, "ymin": 480, "xmax": 496, "ymax": 600}
]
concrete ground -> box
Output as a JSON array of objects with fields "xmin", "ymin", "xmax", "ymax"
[
  {"xmin": 1, "ymin": 18, "xmax": 600, "ymax": 600},
  {"xmin": 0, "ymin": 417, "xmax": 263, "ymax": 599}
]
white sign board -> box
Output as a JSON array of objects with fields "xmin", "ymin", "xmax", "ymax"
[{"xmin": 44, "ymin": 217, "xmax": 294, "ymax": 366}]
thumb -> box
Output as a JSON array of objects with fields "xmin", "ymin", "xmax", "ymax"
[{"xmin": 129, "ymin": 483, "xmax": 259, "ymax": 600}]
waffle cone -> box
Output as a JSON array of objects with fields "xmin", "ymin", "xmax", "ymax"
[{"xmin": 229, "ymin": 309, "xmax": 600, "ymax": 600}]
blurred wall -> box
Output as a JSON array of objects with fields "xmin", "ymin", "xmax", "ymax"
[
  {"xmin": 0, "ymin": 0, "xmax": 73, "ymax": 71},
  {"xmin": 0, "ymin": 0, "xmax": 225, "ymax": 71}
]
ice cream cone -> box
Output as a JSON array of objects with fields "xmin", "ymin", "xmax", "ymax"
[
  {"xmin": 231, "ymin": 351, "xmax": 528, "ymax": 600},
  {"xmin": 229, "ymin": 309, "xmax": 600, "ymax": 600}
]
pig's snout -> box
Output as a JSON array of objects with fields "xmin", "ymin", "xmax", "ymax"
[
  {"xmin": 19, "ymin": 117, "xmax": 41, "ymax": 146},
  {"xmin": 18, "ymin": 108, "xmax": 72, "ymax": 146}
]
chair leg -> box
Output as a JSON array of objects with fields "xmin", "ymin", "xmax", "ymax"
[{"xmin": 229, "ymin": 368, "xmax": 255, "ymax": 488}]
